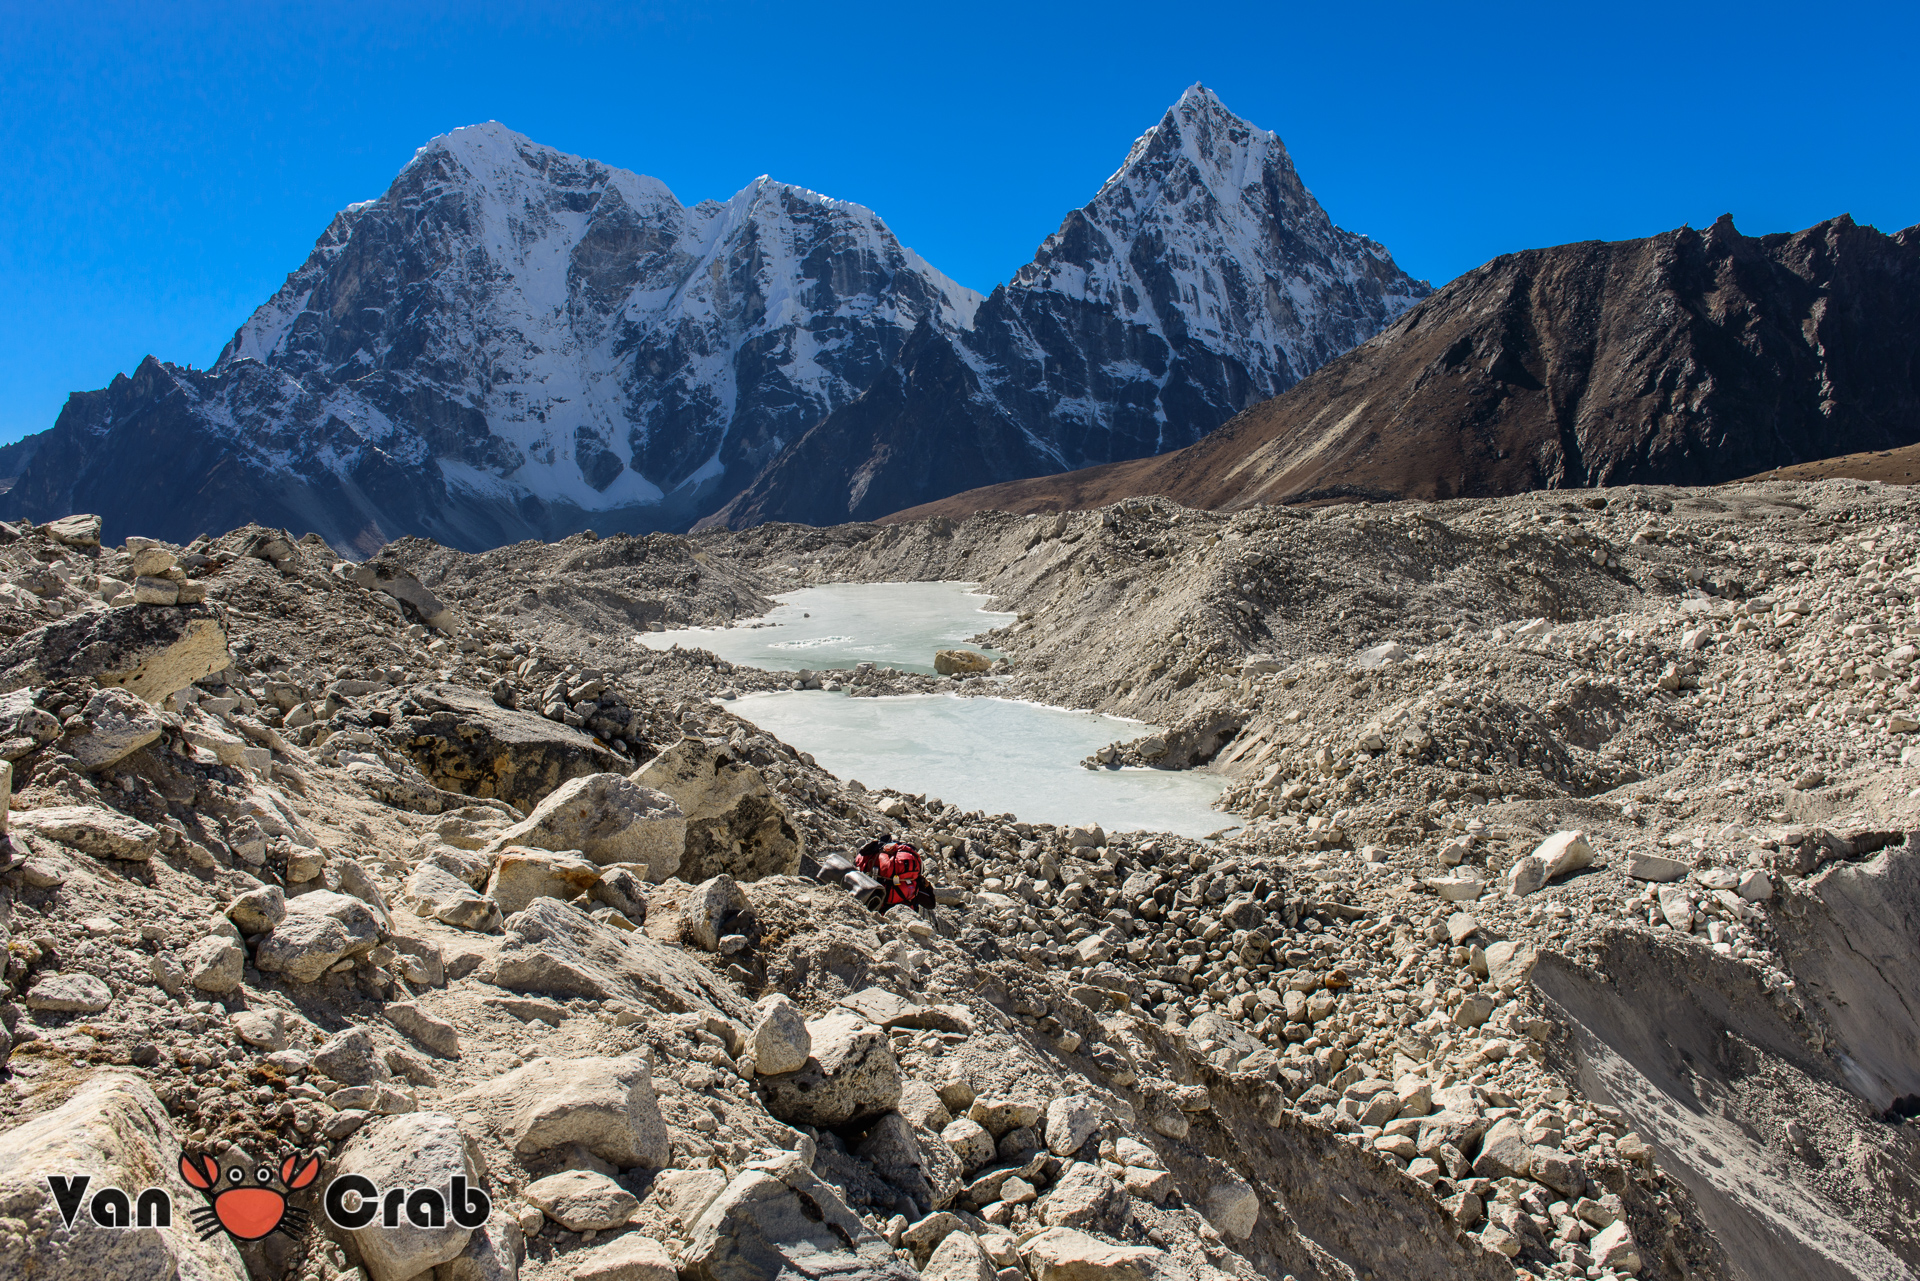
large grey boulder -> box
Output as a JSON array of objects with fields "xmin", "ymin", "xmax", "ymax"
[
  {"xmin": 0, "ymin": 1072, "xmax": 246, "ymax": 1280},
  {"xmin": 229, "ymin": 1008, "xmax": 288, "ymax": 1051},
  {"xmin": 1508, "ymin": 830, "xmax": 1594, "ymax": 896},
  {"xmin": 225, "ymin": 884, "xmax": 287, "ymax": 934},
  {"xmin": 62, "ymin": 687, "xmax": 163, "ymax": 770},
  {"xmin": 255, "ymin": 913, "xmax": 351, "ymax": 983},
  {"xmin": 680, "ymin": 1150, "xmax": 911, "ymax": 1281},
  {"xmin": 750, "ymin": 997, "xmax": 811, "ymax": 1075},
  {"xmin": 403, "ymin": 864, "xmax": 504, "ymax": 932},
  {"xmin": 335, "ymin": 1112, "xmax": 483, "ymax": 1281},
  {"xmin": 12, "ymin": 805, "xmax": 159, "ymax": 861},
  {"xmin": 1482, "ymin": 939, "xmax": 1539, "ymax": 991},
  {"xmin": 257, "ymin": 889, "xmax": 386, "ymax": 982},
  {"xmin": 478, "ymin": 898, "xmax": 743, "ymax": 1017},
  {"xmin": 941, "ymin": 1118, "xmax": 996, "ymax": 1173},
  {"xmin": 312, "ymin": 1027, "xmax": 392, "ymax": 1087},
  {"xmin": 25, "ymin": 973, "xmax": 113, "ymax": 1013},
  {"xmin": 286, "ymin": 889, "xmax": 385, "ymax": 952},
  {"xmin": 0, "ymin": 688, "xmax": 61, "ymax": 755},
  {"xmin": 1020, "ymin": 1227, "xmax": 1164, "ymax": 1281},
  {"xmin": 1203, "ymin": 1175, "xmax": 1259, "ymax": 1240},
  {"xmin": 653, "ymin": 1170, "xmax": 728, "ymax": 1232},
  {"xmin": 387, "ymin": 1002, "xmax": 462, "ymax": 1058},
  {"xmin": 396, "ymin": 683, "xmax": 624, "ymax": 813},
  {"xmin": 922, "ymin": 1231, "xmax": 999, "ymax": 1281},
  {"xmin": 0, "ymin": 604, "xmax": 228, "ymax": 703},
  {"xmin": 1625, "ymin": 850, "xmax": 1688, "ymax": 882},
  {"xmin": 591, "ymin": 864, "xmax": 650, "ymax": 920},
  {"xmin": 184, "ymin": 934, "xmax": 246, "ymax": 993},
  {"xmin": 348, "ymin": 559, "xmax": 458, "ymax": 631},
  {"xmin": 522, "ymin": 1169, "xmax": 639, "ymax": 1231},
  {"xmin": 897, "ymin": 1079, "xmax": 953, "ymax": 1132},
  {"xmin": 1045, "ymin": 1096, "xmax": 1101, "ymax": 1157},
  {"xmin": 333, "ymin": 857, "xmax": 394, "ymax": 926},
  {"xmin": 44, "ymin": 513, "xmax": 102, "ymax": 546},
  {"xmin": 179, "ymin": 708, "xmax": 248, "ymax": 766},
  {"xmin": 857, "ymin": 1112, "xmax": 958, "ymax": 1212},
  {"xmin": 915, "ymin": 1119, "xmax": 963, "ymax": 1210},
  {"xmin": 430, "ymin": 1213, "xmax": 523, "ymax": 1281},
  {"xmin": 485, "ymin": 846, "xmax": 602, "ymax": 915},
  {"xmin": 630, "ymin": 736, "xmax": 803, "ymax": 881},
  {"xmin": 934, "ymin": 650, "xmax": 992, "ymax": 676},
  {"xmin": 759, "ymin": 1013, "xmax": 902, "ymax": 1128},
  {"xmin": 1038, "ymin": 1162, "xmax": 1128, "ymax": 1232},
  {"xmin": 681, "ymin": 875, "xmax": 748, "ymax": 951},
  {"xmin": 485, "ymin": 773, "xmax": 685, "ymax": 877},
  {"xmin": 567, "ymin": 1233, "xmax": 674, "ymax": 1281},
  {"xmin": 1471, "ymin": 1116, "xmax": 1533, "ymax": 1180},
  {"xmin": 967, "ymin": 1098, "xmax": 1043, "ymax": 1137},
  {"xmin": 448, "ymin": 1054, "xmax": 669, "ymax": 1169}
]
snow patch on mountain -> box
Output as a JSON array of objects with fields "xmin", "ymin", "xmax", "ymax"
[
  {"xmin": 698, "ymin": 84, "xmax": 1432, "ymax": 530},
  {"xmin": 5, "ymin": 90, "xmax": 1428, "ymax": 550},
  {"xmin": 211, "ymin": 121, "xmax": 983, "ymax": 516}
]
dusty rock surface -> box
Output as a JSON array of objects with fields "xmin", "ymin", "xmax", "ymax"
[{"xmin": 2, "ymin": 483, "xmax": 1920, "ymax": 1281}]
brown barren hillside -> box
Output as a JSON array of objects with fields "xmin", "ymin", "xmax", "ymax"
[
  {"xmin": 886, "ymin": 213, "xmax": 1920, "ymax": 524},
  {"xmin": 1734, "ymin": 441, "xmax": 1920, "ymax": 485}
]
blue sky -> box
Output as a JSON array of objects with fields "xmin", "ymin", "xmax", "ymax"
[{"xmin": 3, "ymin": 0, "xmax": 1916, "ymax": 445}]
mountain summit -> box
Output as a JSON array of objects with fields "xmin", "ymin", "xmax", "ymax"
[
  {"xmin": 2, "ymin": 92, "xmax": 1426, "ymax": 549},
  {"xmin": 701, "ymin": 85, "xmax": 1430, "ymax": 528},
  {"xmin": 880, "ymin": 213, "xmax": 1920, "ymax": 524}
]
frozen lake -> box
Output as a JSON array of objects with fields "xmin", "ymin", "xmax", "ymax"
[
  {"xmin": 638, "ymin": 581, "xmax": 1009, "ymax": 675},
  {"xmin": 731, "ymin": 690, "xmax": 1229, "ymax": 838},
  {"xmin": 646, "ymin": 579, "xmax": 1228, "ymax": 836}
]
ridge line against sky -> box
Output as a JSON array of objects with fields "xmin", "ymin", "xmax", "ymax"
[{"xmin": 2, "ymin": 0, "xmax": 1916, "ymax": 446}]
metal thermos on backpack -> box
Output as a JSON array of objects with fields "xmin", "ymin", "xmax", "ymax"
[{"xmin": 809, "ymin": 851, "xmax": 886, "ymax": 910}]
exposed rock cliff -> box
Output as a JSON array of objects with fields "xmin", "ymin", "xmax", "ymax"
[{"xmin": 889, "ymin": 214, "xmax": 1920, "ymax": 523}]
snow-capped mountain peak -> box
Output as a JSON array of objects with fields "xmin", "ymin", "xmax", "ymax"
[
  {"xmin": 6, "ymin": 90, "xmax": 1426, "ymax": 551},
  {"xmin": 191, "ymin": 124, "xmax": 984, "ymax": 543},
  {"xmin": 704, "ymin": 87, "xmax": 1432, "ymax": 529},
  {"xmin": 1103, "ymin": 82, "xmax": 1266, "ymax": 189},
  {"xmin": 1018, "ymin": 83, "xmax": 1423, "ymax": 390}
]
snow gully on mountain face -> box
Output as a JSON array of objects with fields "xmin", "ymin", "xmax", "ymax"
[
  {"xmin": 705, "ymin": 84, "xmax": 1431, "ymax": 529},
  {"xmin": 4, "ymin": 90, "xmax": 1427, "ymax": 551}
]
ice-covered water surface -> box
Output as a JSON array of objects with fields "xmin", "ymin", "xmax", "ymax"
[
  {"xmin": 638, "ymin": 581, "xmax": 1010, "ymax": 675},
  {"xmin": 731, "ymin": 691, "xmax": 1229, "ymax": 838}
]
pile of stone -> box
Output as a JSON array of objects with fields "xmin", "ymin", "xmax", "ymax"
[{"xmin": 8, "ymin": 484, "xmax": 1920, "ymax": 1281}]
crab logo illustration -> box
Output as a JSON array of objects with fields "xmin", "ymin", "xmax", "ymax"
[{"xmin": 178, "ymin": 1151, "xmax": 322, "ymax": 1242}]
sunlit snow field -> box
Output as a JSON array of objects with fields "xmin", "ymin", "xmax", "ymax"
[
  {"xmin": 640, "ymin": 581, "xmax": 1227, "ymax": 836},
  {"xmin": 637, "ymin": 581, "xmax": 1009, "ymax": 675}
]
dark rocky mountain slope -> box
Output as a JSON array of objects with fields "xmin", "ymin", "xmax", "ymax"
[{"xmin": 886, "ymin": 214, "xmax": 1920, "ymax": 523}]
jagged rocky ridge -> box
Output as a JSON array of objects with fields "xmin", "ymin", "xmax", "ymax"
[
  {"xmin": 889, "ymin": 214, "xmax": 1920, "ymax": 525},
  {"xmin": 3, "ymin": 125, "xmax": 980, "ymax": 554},
  {"xmin": 0, "ymin": 87, "xmax": 1425, "ymax": 552},
  {"xmin": 700, "ymin": 86, "xmax": 1428, "ymax": 529}
]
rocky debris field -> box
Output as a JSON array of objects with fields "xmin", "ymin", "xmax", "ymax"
[{"xmin": 0, "ymin": 478, "xmax": 1918, "ymax": 1281}]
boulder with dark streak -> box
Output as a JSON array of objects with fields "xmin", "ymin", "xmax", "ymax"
[
  {"xmin": 395, "ymin": 682, "xmax": 621, "ymax": 813},
  {"xmin": 0, "ymin": 604, "xmax": 229, "ymax": 703}
]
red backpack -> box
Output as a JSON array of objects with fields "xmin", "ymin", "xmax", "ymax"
[{"xmin": 874, "ymin": 843, "xmax": 922, "ymax": 908}]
